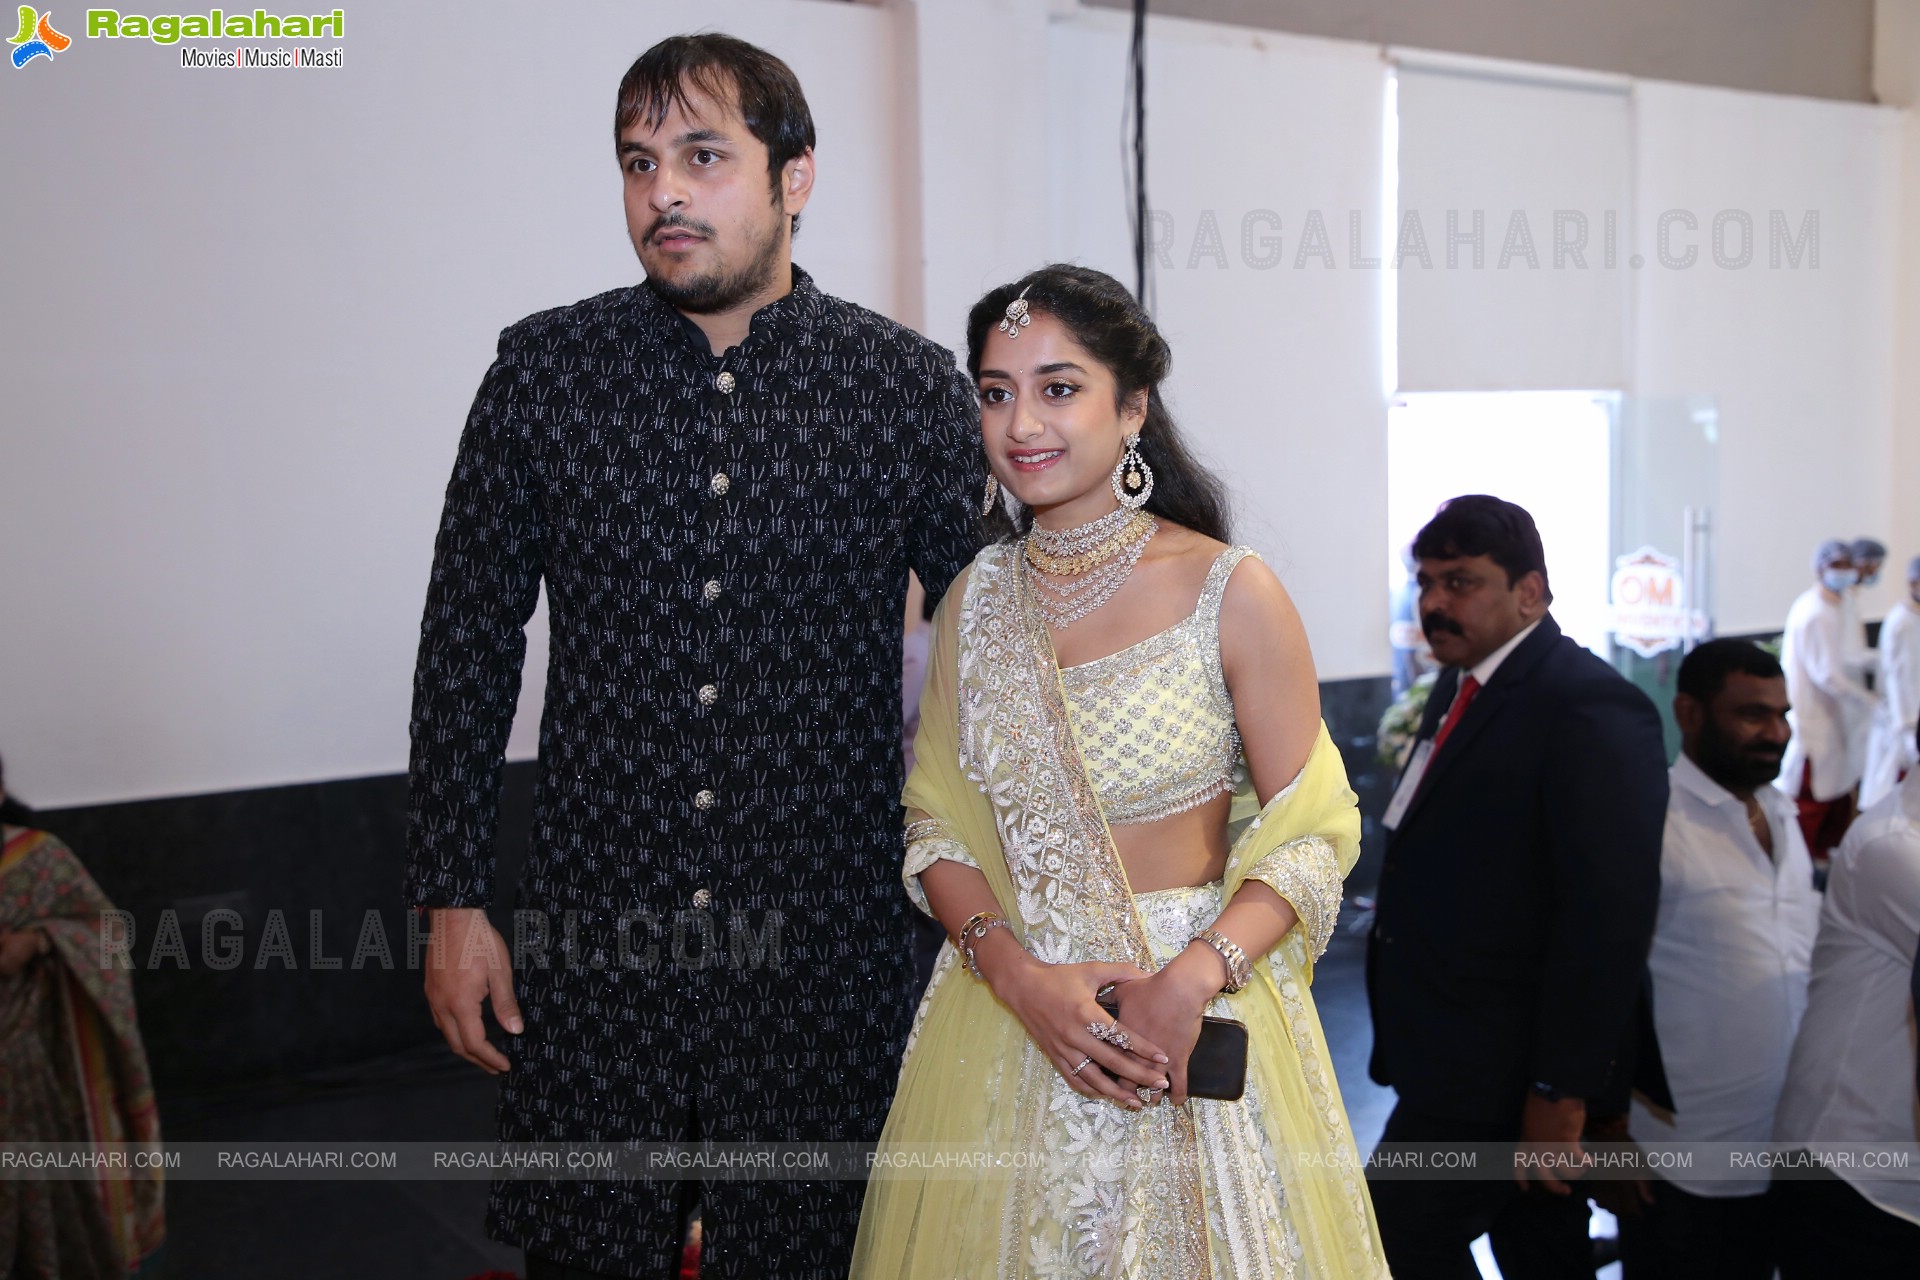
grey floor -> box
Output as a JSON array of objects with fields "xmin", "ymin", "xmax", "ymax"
[{"xmin": 158, "ymin": 927, "xmax": 1399, "ymax": 1279}]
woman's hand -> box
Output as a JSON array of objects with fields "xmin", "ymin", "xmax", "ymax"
[
  {"xmin": 1111, "ymin": 942, "xmax": 1229, "ymax": 1106},
  {"xmin": 979, "ymin": 937, "xmax": 1171, "ymax": 1109},
  {"xmin": 0, "ymin": 927, "xmax": 49, "ymax": 978}
]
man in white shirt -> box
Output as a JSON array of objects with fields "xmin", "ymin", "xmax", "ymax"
[
  {"xmin": 1621, "ymin": 640, "xmax": 1821, "ymax": 1279},
  {"xmin": 1778, "ymin": 539, "xmax": 1877, "ymax": 859},
  {"xmin": 1862, "ymin": 554, "xmax": 1920, "ymax": 808},
  {"xmin": 1773, "ymin": 724, "xmax": 1920, "ymax": 1275}
]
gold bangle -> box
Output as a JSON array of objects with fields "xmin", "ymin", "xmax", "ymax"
[{"xmin": 957, "ymin": 910, "xmax": 1012, "ymax": 979}]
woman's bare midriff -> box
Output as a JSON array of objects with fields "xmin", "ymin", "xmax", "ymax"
[{"xmin": 1111, "ymin": 789, "xmax": 1233, "ymax": 893}]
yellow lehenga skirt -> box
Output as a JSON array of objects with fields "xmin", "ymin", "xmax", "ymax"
[{"xmin": 850, "ymin": 546, "xmax": 1388, "ymax": 1278}]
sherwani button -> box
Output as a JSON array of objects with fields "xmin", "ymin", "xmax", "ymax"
[
  {"xmin": 694, "ymin": 789, "xmax": 716, "ymax": 811},
  {"xmin": 703, "ymin": 579, "xmax": 723, "ymax": 602},
  {"xmin": 691, "ymin": 888, "xmax": 712, "ymax": 909},
  {"xmin": 715, "ymin": 371, "xmax": 736, "ymax": 394},
  {"xmin": 710, "ymin": 473, "xmax": 730, "ymax": 496},
  {"xmin": 698, "ymin": 684, "xmax": 719, "ymax": 706}
]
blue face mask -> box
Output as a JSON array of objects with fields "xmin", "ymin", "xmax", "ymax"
[
  {"xmin": 1822, "ymin": 568, "xmax": 1859, "ymax": 592},
  {"xmin": 1858, "ymin": 569, "xmax": 1881, "ymax": 587}
]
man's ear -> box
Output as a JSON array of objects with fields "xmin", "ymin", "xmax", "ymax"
[
  {"xmin": 781, "ymin": 148, "xmax": 815, "ymax": 216},
  {"xmin": 1673, "ymin": 691, "xmax": 1705, "ymax": 737},
  {"xmin": 1516, "ymin": 569, "xmax": 1547, "ymax": 619}
]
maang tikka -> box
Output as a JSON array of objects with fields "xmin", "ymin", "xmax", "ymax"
[
  {"xmin": 998, "ymin": 285, "xmax": 1033, "ymax": 339},
  {"xmin": 1112, "ymin": 432, "xmax": 1153, "ymax": 509}
]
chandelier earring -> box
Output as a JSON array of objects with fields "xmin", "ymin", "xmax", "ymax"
[
  {"xmin": 981, "ymin": 472, "xmax": 1000, "ymax": 517},
  {"xmin": 1111, "ymin": 432, "xmax": 1153, "ymax": 510}
]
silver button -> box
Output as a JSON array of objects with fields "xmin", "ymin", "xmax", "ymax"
[
  {"xmin": 715, "ymin": 371, "xmax": 735, "ymax": 394},
  {"xmin": 693, "ymin": 789, "xmax": 716, "ymax": 811},
  {"xmin": 697, "ymin": 684, "xmax": 719, "ymax": 707},
  {"xmin": 710, "ymin": 472, "xmax": 730, "ymax": 497},
  {"xmin": 702, "ymin": 579, "xmax": 722, "ymax": 602},
  {"xmin": 691, "ymin": 888, "xmax": 712, "ymax": 909}
]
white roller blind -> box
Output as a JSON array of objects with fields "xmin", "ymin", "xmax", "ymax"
[{"xmin": 1395, "ymin": 61, "xmax": 1632, "ymax": 391}]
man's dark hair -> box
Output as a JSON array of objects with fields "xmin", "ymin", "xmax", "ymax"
[
  {"xmin": 1411, "ymin": 494, "xmax": 1553, "ymax": 604},
  {"xmin": 614, "ymin": 34, "xmax": 816, "ymax": 234},
  {"xmin": 1676, "ymin": 639, "xmax": 1784, "ymax": 704}
]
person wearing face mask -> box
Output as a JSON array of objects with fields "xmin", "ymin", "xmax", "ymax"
[
  {"xmin": 1615, "ymin": 641, "xmax": 1819, "ymax": 1280},
  {"xmin": 1364, "ymin": 496, "xmax": 1669, "ymax": 1279},
  {"xmin": 1778, "ymin": 540, "xmax": 1878, "ymax": 860},
  {"xmin": 1842, "ymin": 537, "xmax": 1888, "ymax": 684},
  {"xmin": 1862, "ymin": 555, "xmax": 1920, "ymax": 807}
]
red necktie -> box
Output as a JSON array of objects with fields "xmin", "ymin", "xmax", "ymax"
[{"xmin": 1430, "ymin": 675, "xmax": 1481, "ymax": 752}]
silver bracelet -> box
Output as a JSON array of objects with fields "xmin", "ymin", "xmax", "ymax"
[{"xmin": 1194, "ymin": 927, "xmax": 1253, "ymax": 993}]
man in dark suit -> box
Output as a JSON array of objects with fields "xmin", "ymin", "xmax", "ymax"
[{"xmin": 1366, "ymin": 495, "xmax": 1670, "ymax": 1278}]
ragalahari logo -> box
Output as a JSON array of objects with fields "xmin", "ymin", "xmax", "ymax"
[{"xmin": 9, "ymin": 7, "xmax": 71, "ymax": 66}]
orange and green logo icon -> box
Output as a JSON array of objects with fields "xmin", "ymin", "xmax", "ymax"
[{"xmin": 10, "ymin": 7, "xmax": 71, "ymax": 67}]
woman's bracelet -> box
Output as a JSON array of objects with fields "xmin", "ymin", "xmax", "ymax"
[
  {"xmin": 956, "ymin": 910, "xmax": 1013, "ymax": 980},
  {"xmin": 1194, "ymin": 927, "xmax": 1253, "ymax": 993}
]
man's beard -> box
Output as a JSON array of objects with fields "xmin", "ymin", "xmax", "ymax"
[
  {"xmin": 1694, "ymin": 719, "xmax": 1785, "ymax": 792},
  {"xmin": 645, "ymin": 211, "xmax": 787, "ymax": 315}
]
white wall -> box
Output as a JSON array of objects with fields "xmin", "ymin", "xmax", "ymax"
[
  {"xmin": 1046, "ymin": 10, "xmax": 1393, "ymax": 681},
  {"xmin": 3, "ymin": 0, "xmax": 1910, "ymax": 805},
  {"xmin": 0, "ymin": 0, "xmax": 904, "ymax": 806},
  {"xmin": 1631, "ymin": 81, "xmax": 1904, "ymax": 634}
]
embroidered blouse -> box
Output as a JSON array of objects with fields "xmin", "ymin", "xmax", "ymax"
[{"xmin": 1062, "ymin": 546, "xmax": 1255, "ymax": 825}]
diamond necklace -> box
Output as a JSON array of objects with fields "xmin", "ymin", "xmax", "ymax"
[{"xmin": 1022, "ymin": 509, "xmax": 1157, "ymax": 629}]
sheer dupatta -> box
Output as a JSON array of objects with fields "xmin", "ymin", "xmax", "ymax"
[{"xmin": 853, "ymin": 545, "xmax": 1386, "ymax": 1278}]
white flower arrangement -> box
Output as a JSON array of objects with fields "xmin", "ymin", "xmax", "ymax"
[{"xmin": 1376, "ymin": 670, "xmax": 1440, "ymax": 769}]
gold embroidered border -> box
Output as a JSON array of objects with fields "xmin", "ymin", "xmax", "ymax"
[
  {"xmin": 957, "ymin": 546, "xmax": 1212, "ymax": 1279},
  {"xmin": 1245, "ymin": 835, "xmax": 1343, "ymax": 960}
]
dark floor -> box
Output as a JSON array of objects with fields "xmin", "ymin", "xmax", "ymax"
[{"xmin": 158, "ymin": 925, "xmax": 1396, "ymax": 1279}]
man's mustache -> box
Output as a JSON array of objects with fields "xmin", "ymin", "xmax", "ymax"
[
  {"xmin": 645, "ymin": 211, "xmax": 717, "ymax": 242},
  {"xmin": 1421, "ymin": 611, "xmax": 1463, "ymax": 639}
]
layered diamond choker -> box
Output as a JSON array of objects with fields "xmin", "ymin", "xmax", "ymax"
[{"xmin": 1022, "ymin": 508, "xmax": 1157, "ymax": 629}]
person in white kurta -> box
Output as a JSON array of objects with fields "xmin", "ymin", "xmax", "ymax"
[
  {"xmin": 1623, "ymin": 641, "xmax": 1820, "ymax": 1279},
  {"xmin": 1772, "ymin": 759, "xmax": 1920, "ymax": 1273},
  {"xmin": 1777, "ymin": 541, "xmax": 1877, "ymax": 855},
  {"xmin": 1861, "ymin": 557, "xmax": 1920, "ymax": 808}
]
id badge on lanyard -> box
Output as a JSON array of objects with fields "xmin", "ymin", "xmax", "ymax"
[{"xmin": 1382, "ymin": 739, "xmax": 1434, "ymax": 832}]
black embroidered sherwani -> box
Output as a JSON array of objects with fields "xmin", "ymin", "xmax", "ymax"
[{"xmin": 405, "ymin": 267, "xmax": 983, "ymax": 1278}]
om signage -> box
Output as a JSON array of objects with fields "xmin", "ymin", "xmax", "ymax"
[{"xmin": 1609, "ymin": 547, "xmax": 1704, "ymax": 658}]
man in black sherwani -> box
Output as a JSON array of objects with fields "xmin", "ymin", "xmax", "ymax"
[{"xmin": 405, "ymin": 34, "xmax": 983, "ymax": 1280}]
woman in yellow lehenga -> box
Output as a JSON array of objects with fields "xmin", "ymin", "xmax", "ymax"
[{"xmin": 852, "ymin": 266, "xmax": 1388, "ymax": 1279}]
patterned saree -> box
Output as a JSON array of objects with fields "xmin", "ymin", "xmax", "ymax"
[
  {"xmin": 0, "ymin": 827, "xmax": 165, "ymax": 1278},
  {"xmin": 852, "ymin": 547, "xmax": 1387, "ymax": 1278}
]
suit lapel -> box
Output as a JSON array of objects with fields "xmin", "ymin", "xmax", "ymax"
[{"xmin": 1394, "ymin": 616, "xmax": 1562, "ymax": 834}]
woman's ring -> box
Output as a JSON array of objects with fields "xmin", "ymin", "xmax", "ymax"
[
  {"xmin": 1136, "ymin": 1086, "xmax": 1158, "ymax": 1103},
  {"xmin": 1069, "ymin": 1056, "xmax": 1094, "ymax": 1077}
]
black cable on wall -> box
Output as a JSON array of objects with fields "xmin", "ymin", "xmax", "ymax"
[{"xmin": 1129, "ymin": 0, "xmax": 1150, "ymax": 308}]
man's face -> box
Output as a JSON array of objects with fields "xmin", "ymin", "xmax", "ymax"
[
  {"xmin": 1416, "ymin": 554, "xmax": 1543, "ymax": 670},
  {"xmin": 1680, "ymin": 672, "xmax": 1791, "ymax": 792},
  {"xmin": 617, "ymin": 84, "xmax": 811, "ymax": 315}
]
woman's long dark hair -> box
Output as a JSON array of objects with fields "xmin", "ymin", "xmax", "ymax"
[
  {"xmin": 0, "ymin": 753, "xmax": 34, "ymax": 828},
  {"xmin": 966, "ymin": 264, "xmax": 1232, "ymax": 544}
]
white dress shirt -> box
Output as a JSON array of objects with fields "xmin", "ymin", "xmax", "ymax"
[
  {"xmin": 1779, "ymin": 585, "xmax": 1878, "ymax": 802},
  {"xmin": 1773, "ymin": 769, "xmax": 1920, "ymax": 1225},
  {"xmin": 1863, "ymin": 597, "xmax": 1920, "ymax": 807},
  {"xmin": 1630, "ymin": 754, "xmax": 1821, "ymax": 1196}
]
